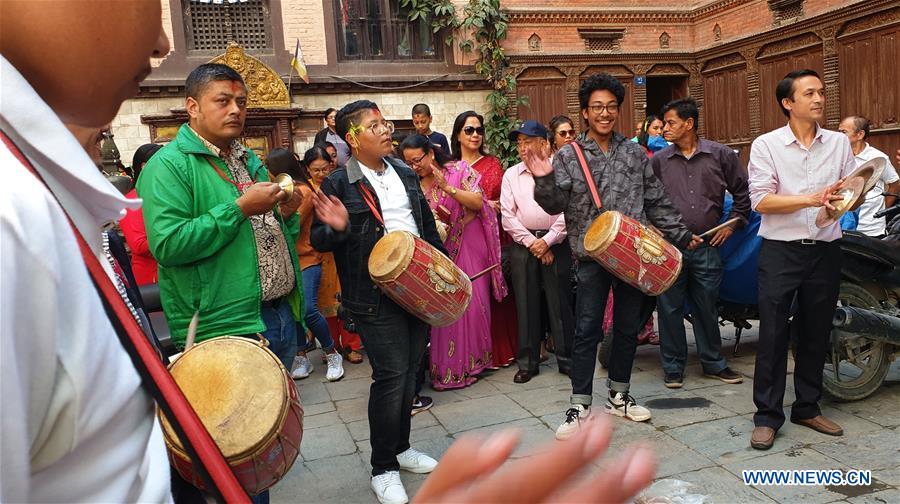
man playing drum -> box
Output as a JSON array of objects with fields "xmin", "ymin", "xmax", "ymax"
[
  {"xmin": 525, "ymin": 73, "xmax": 701, "ymax": 439},
  {"xmin": 310, "ymin": 100, "xmax": 446, "ymax": 504}
]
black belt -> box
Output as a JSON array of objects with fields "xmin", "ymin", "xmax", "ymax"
[
  {"xmin": 789, "ymin": 239, "xmax": 823, "ymax": 245},
  {"xmin": 260, "ymin": 296, "xmax": 286, "ymax": 309},
  {"xmin": 529, "ymin": 229, "xmax": 550, "ymax": 238}
]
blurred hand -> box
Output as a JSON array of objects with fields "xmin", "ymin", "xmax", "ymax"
[
  {"xmin": 414, "ymin": 414, "xmax": 656, "ymax": 503},
  {"xmin": 811, "ymin": 178, "xmax": 847, "ymax": 211},
  {"xmin": 312, "ymin": 190, "xmax": 349, "ymax": 232},
  {"xmin": 539, "ymin": 249, "xmax": 555, "ymax": 266},
  {"xmin": 687, "ymin": 234, "xmax": 704, "ymax": 250},
  {"xmin": 523, "ymin": 147, "xmax": 554, "ymax": 177},
  {"xmin": 433, "ymin": 168, "xmax": 449, "ymax": 191},
  {"xmin": 708, "ymin": 226, "xmax": 733, "ymax": 247},
  {"xmin": 487, "ymin": 200, "xmax": 501, "ymax": 212},
  {"xmin": 236, "ymin": 182, "xmax": 285, "ymax": 217},
  {"xmin": 529, "ymin": 238, "xmax": 549, "ymax": 258}
]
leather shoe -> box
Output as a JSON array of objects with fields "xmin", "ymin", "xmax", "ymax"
[
  {"xmin": 751, "ymin": 426, "xmax": 776, "ymax": 450},
  {"xmin": 513, "ymin": 370, "xmax": 533, "ymax": 383},
  {"xmin": 791, "ymin": 415, "xmax": 843, "ymax": 436}
]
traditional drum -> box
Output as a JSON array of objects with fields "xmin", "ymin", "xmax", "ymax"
[
  {"xmin": 369, "ymin": 230, "xmax": 472, "ymax": 327},
  {"xmin": 159, "ymin": 336, "xmax": 303, "ymax": 496},
  {"xmin": 584, "ymin": 211, "xmax": 683, "ymax": 296}
]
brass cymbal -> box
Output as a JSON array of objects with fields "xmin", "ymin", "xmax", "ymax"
[
  {"xmin": 815, "ymin": 165, "xmax": 873, "ymax": 228},
  {"xmin": 273, "ymin": 173, "xmax": 294, "ymax": 198}
]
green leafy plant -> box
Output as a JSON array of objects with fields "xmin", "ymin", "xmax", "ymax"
[{"xmin": 402, "ymin": 0, "xmax": 527, "ymax": 168}]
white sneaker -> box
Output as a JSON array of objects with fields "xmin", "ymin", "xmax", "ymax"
[
  {"xmin": 396, "ymin": 447, "xmax": 437, "ymax": 474},
  {"xmin": 371, "ymin": 471, "xmax": 408, "ymax": 504},
  {"xmin": 325, "ymin": 351, "xmax": 345, "ymax": 382},
  {"xmin": 555, "ymin": 404, "xmax": 590, "ymax": 440},
  {"xmin": 606, "ymin": 391, "xmax": 652, "ymax": 422},
  {"xmin": 290, "ymin": 354, "xmax": 312, "ymax": 380}
]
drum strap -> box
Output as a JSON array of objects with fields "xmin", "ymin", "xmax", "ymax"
[
  {"xmin": 1, "ymin": 131, "xmax": 250, "ymax": 504},
  {"xmin": 572, "ymin": 142, "xmax": 603, "ymax": 210},
  {"xmin": 358, "ymin": 182, "xmax": 386, "ymax": 225}
]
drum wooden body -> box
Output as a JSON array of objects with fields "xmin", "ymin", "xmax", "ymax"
[
  {"xmin": 159, "ymin": 337, "xmax": 303, "ymax": 496},
  {"xmin": 369, "ymin": 231, "xmax": 472, "ymax": 327},
  {"xmin": 583, "ymin": 211, "xmax": 682, "ymax": 296}
]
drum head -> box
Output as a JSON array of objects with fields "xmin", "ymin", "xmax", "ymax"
[
  {"xmin": 584, "ymin": 211, "xmax": 621, "ymax": 254},
  {"xmin": 369, "ymin": 231, "xmax": 415, "ymax": 282},
  {"xmin": 161, "ymin": 337, "xmax": 287, "ymax": 459}
]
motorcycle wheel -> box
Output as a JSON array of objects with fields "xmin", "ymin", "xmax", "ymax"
[{"xmin": 822, "ymin": 282, "xmax": 892, "ymax": 402}]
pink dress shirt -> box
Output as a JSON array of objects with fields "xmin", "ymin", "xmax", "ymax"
[
  {"xmin": 500, "ymin": 161, "xmax": 567, "ymax": 247},
  {"xmin": 748, "ymin": 124, "xmax": 856, "ymax": 242}
]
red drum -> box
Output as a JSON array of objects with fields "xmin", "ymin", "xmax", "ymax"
[
  {"xmin": 159, "ymin": 336, "xmax": 303, "ymax": 496},
  {"xmin": 583, "ymin": 211, "xmax": 683, "ymax": 296},
  {"xmin": 369, "ymin": 231, "xmax": 472, "ymax": 327}
]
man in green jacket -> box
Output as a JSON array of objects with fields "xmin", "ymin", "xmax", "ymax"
[{"xmin": 138, "ymin": 63, "xmax": 304, "ymax": 376}]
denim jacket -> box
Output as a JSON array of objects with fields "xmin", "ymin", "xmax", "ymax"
[
  {"xmin": 310, "ymin": 156, "xmax": 448, "ymax": 316},
  {"xmin": 534, "ymin": 132, "xmax": 692, "ymax": 261}
]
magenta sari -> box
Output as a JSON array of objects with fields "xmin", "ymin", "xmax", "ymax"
[{"xmin": 427, "ymin": 160, "xmax": 507, "ymax": 389}]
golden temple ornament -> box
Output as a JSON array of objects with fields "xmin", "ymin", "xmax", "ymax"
[{"xmin": 210, "ymin": 43, "xmax": 290, "ymax": 108}]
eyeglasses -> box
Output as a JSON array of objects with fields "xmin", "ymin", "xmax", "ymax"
[
  {"xmin": 588, "ymin": 103, "xmax": 619, "ymax": 114},
  {"xmin": 463, "ymin": 126, "xmax": 485, "ymax": 136},
  {"xmin": 556, "ymin": 129, "xmax": 575, "ymax": 138},
  {"xmin": 408, "ymin": 153, "xmax": 428, "ymax": 166},
  {"xmin": 362, "ymin": 121, "xmax": 395, "ymax": 136}
]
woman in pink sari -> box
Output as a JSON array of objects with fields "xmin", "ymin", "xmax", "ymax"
[{"xmin": 400, "ymin": 134, "xmax": 507, "ymax": 390}]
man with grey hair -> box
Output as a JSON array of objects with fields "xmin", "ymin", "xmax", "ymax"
[{"xmin": 837, "ymin": 115, "xmax": 899, "ymax": 237}]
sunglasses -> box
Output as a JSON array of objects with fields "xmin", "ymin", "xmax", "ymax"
[
  {"xmin": 556, "ymin": 129, "xmax": 575, "ymax": 138},
  {"xmin": 463, "ymin": 126, "xmax": 485, "ymax": 136}
]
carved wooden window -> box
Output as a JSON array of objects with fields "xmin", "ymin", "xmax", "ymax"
[
  {"xmin": 579, "ymin": 29, "xmax": 624, "ymax": 53},
  {"xmin": 183, "ymin": 0, "xmax": 273, "ymax": 54},
  {"xmin": 335, "ymin": 0, "xmax": 442, "ymax": 61},
  {"xmin": 768, "ymin": 0, "xmax": 804, "ymax": 25}
]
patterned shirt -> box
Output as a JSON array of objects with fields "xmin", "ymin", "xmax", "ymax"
[
  {"xmin": 190, "ymin": 127, "xmax": 295, "ymax": 301},
  {"xmin": 534, "ymin": 132, "xmax": 692, "ymax": 261}
]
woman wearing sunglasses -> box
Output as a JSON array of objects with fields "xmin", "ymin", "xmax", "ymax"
[
  {"xmin": 549, "ymin": 115, "xmax": 576, "ymax": 153},
  {"xmin": 400, "ymin": 134, "xmax": 506, "ymax": 390},
  {"xmin": 450, "ymin": 111, "xmax": 518, "ymax": 369}
]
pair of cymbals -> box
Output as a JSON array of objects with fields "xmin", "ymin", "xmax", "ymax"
[{"xmin": 815, "ymin": 157, "xmax": 885, "ymax": 228}]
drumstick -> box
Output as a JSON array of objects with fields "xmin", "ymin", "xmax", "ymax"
[
  {"xmin": 469, "ymin": 263, "xmax": 499, "ymax": 281},
  {"xmin": 700, "ymin": 218, "xmax": 741, "ymax": 239}
]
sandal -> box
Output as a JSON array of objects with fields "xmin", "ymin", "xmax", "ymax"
[{"xmin": 347, "ymin": 350, "xmax": 364, "ymax": 364}]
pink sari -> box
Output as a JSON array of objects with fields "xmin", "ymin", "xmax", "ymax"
[{"xmin": 427, "ymin": 161, "xmax": 507, "ymax": 389}]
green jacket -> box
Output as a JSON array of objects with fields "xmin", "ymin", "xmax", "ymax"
[{"xmin": 138, "ymin": 125, "xmax": 304, "ymax": 348}]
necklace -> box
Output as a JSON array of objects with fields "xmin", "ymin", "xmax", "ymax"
[{"xmin": 370, "ymin": 165, "xmax": 391, "ymax": 192}]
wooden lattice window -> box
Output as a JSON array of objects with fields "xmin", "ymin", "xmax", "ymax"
[
  {"xmin": 334, "ymin": 0, "xmax": 443, "ymax": 61},
  {"xmin": 579, "ymin": 28, "xmax": 623, "ymax": 53},
  {"xmin": 183, "ymin": 0, "xmax": 273, "ymax": 54},
  {"xmin": 768, "ymin": 0, "xmax": 804, "ymax": 25}
]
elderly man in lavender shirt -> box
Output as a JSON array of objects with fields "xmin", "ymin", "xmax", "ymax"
[
  {"xmin": 501, "ymin": 120, "xmax": 574, "ymax": 383},
  {"xmin": 747, "ymin": 69, "xmax": 857, "ymax": 451},
  {"xmin": 652, "ymin": 98, "xmax": 750, "ymax": 390}
]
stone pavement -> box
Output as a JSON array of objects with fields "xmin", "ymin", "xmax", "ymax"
[{"xmin": 272, "ymin": 326, "xmax": 900, "ymax": 503}]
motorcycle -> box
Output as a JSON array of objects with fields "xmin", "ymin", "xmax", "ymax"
[{"xmin": 823, "ymin": 202, "xmax": 900, "ymax": 401}]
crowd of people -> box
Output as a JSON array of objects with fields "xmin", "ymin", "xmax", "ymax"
[{"xmin": 3, "ymin": 2, "xmax": 899, "ymax": 504}]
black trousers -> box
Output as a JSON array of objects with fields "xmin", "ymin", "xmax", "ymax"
[
  {"xmin": 753, "ymin": 239, "xmax": 841, "ymax": 429},
  {"xmin": 570, "ymin": 261, "xmax": 655, "ymax": 406},
  {"xmin": 354, "ymin": 295, "xmax": 429, "ymax": 475},
  {"xmin": 509, "ymin": 240, "xmax": 575, "ymax": 373}
]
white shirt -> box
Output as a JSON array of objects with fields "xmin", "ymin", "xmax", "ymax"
[
  {"xmin": 0, "ymin": 57, "xmax": 171, "ymax": 503},
  {"xmin": 854, "ymin": 143, "xmax": 898, "ymax": 236},
  {"xmin": 748, "ymin": 124, "xmax": 857, "ymax": 242},
  {"xmin": 359, "ymin": 160, "xmax": 419, "ymax": 236}
]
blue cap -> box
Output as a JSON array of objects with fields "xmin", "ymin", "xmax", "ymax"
[{"xmin": 508, "ymin": 120, "xmax": 549, "ymax": 142}]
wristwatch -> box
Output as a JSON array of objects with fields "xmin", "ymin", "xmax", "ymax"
[{"xmin": 449, "ymin": 186, "xmax": 458, "ymax": 195}]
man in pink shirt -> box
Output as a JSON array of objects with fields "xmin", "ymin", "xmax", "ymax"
[
  {"xmin": 501, "ymin": 120, "xmax": 574, "ymax": 382},
  {"xmin": 747, "ymin": 69, "xmax": 856, "ymax": 451}
]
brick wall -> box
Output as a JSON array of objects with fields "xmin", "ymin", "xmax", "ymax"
[
  {"xmin": 281, "ymin": 0, "xmax": 328, "ymax": 65},
  {"xmin": 291, "ymin": 89, "xmax": 490, "ymax": 153},
  {"xmin": 111, "ymin": 97, "xmax": 185, "ymax": 165}
]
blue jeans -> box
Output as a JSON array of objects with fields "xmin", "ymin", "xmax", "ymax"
[
  {"xmin": 657, "ymin": 245, "xmax": 727, "ymax": 375},
  {"xmin": 256, "ymin": 298, "xmax": 298, "ymax": 370},
  {"xmin": 298, "ymin": 265, "xmax": 335, "ymax": 353}
]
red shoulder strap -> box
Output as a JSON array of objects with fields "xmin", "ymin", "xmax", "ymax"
[
  {"xmin": 571, "ymin": 142, "xmax": 603, "ymax": 209},
  {"xmin": 1, "ymin": 131, "xmax": 249, "ymax": 503},
  {"xmin": 357, "ymin": 182, "xmax": 385, "ymax": 225}
]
